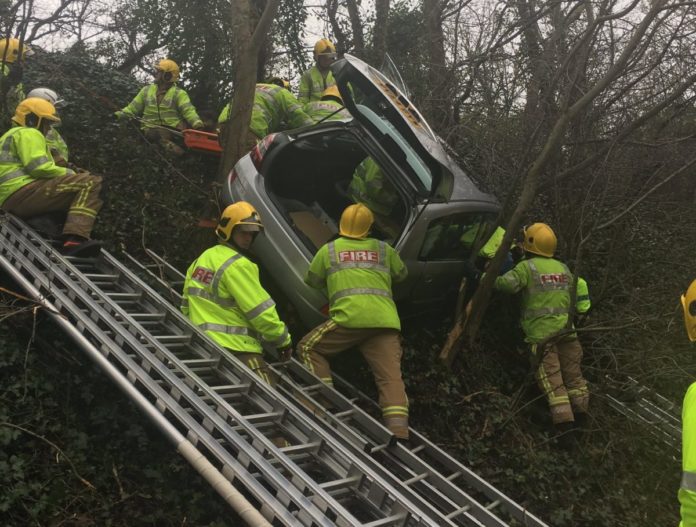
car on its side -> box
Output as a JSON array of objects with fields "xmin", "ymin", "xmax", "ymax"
[{"xmin": 222, "ymin": 54, "xmax": 499, "ymax": 328}]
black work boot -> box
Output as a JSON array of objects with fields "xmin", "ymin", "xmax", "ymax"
[{"xmin": 61, "ymin": 235, "xmax": 102, "ymax": 258}]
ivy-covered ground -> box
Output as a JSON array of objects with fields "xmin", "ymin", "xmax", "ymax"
[{"xmin": 0, "ymin": 49, "xmax": 691, "ymax": 526}]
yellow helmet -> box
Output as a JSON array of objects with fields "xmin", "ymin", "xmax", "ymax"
[
  {"xmin": 522, "ymin": 223, "xmax": 557, "ymax": 257},
  {"xmin": 266, "ymin": 77, "xmax": 290, "ymax": 90},
  {"xmin": 321, "ymin": 85, "xmax": 342, "ymax": 103},
  {"xmin": 339, "ymin": 203, "xmax": 373, "ymax": 239},
  {"xmin": 216, "ymin": 202, "xmax": 263, "ymax": 241},
  {"xmin": 682, "ymin": 279, "xmax": 696, "ymax": 342},
  {"xmin": 0, "ymin": 38, "xmax": 32, "ymax": 64},
  {"xmin": 156, "ymin": 59, "xmax": 180, "ymax": 82},
  {"xmin": 12, "ymin": 98, "xmax": 61, "ymax": 129},
  {"xmin": 314, "ymin": 38, "xmax": 337, "ymax": 58}
]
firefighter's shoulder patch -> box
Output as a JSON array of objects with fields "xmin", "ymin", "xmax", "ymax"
[{"xmin": 191, "ymin": 266, "xmax": 215, "ymax": 285}]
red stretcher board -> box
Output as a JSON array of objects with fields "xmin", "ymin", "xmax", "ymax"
[{"xmin": 183, "ymin": 129, "xmax": 222, "ymax": 155}]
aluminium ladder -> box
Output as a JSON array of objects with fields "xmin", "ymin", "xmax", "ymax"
[
  {"xmin": 0, "ymin": 213, "xmax": 548, "ymax": 526},
  {"xmin": 125, "ymin": 250, "xmax": 549, "ymax": 527}
]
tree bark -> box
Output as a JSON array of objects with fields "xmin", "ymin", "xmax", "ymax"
[{"xmin": 218, "ymin": 0, "xmax": 280, "ymax": 183}]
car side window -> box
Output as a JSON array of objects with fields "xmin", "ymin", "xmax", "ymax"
[{"xmin": 419, "ymin": 214, "xmax": 495, "ymax": 261}]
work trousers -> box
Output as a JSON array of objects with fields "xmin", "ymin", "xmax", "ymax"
[
  {"xmin": 235, "ymin": 352, "xmax": 278, "ymax": 387},
  {"xmin": 2, "ymin": 172, "xmax": 103, "ymax": 239},
  {"xmin": 298, "ymin": 320, "xmax": 409, "ymax": 439},
  {"xmin": 531, "ymin": 337, "xmax": 589, "ymax": 424}
]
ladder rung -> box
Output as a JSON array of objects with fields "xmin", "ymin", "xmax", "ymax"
[
  {"xmin": 153, "ymin": 334, "xmax": 190, "ymax": 344},
  {"xmin": 363, "ymin": 513, "xmax": 408, "ymax": 527},
  {"xmin": 445, "ymin": 504, "xmax": 471, "ymax": 519},
  {"xmin": 130, "ymin": 312, "xmax": 166, "ymax": 321},
  {"xmin": 300, "ymin": 383, "xmax": 324, "ymax": 393},
  {"xmin": 319, "ymin": 475, "xmax": 361, "ymax": 491},
  {"xmin": 244, "ymin": 411, "xmax": 283, "ymax": 424},
  {"xmin": 84, "ymin": 273, "xmax": 118, "ymax": 281},
  {"xmin": 211, "ymin": 383, "xmax": 251, "ymax": 394},
  {"xmin": 446, "ymin": 470, "xmax": 462, "ymax": 481},
  {"xmin": 402, "ymin": 471, "xmax": 429, "ymax": 486},
  {"xmin": 106, "ymin": 292, "xmax": 141, "ymax": 300},
  {"xmin": 182, "ymin": 358, "xmax": 218, "ymax": 368},
  {"xmin": 280, "ymin": 441, "xmax": 322, "ymax": 455},
  {"xmin": 485, "ymin": 499, "xmax": 501, "ymax": 510},
  {"xmin": 410, "ymin": 444, "xmax": 425, "ymax": 454},
  {"xmin": 333, "ymin": 409, "xmax": 355, "ymax": 419}
]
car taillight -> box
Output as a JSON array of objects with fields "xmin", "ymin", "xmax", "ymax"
[
  {"xmin": 320, "ymin": 304, "xmax": 330, "ymax": 316},
  {"xmin": 250, "ymin": 133, "xmax": 278, "ymax": 171}
]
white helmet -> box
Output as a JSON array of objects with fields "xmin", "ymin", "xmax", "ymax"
[{"xmin": 26, "ymin": 87, "xmax": 66, "ymax": 108}]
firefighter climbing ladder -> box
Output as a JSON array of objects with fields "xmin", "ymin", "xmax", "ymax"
[{"xmin": 0, "ymin": 213, "xmax": 547, "ymax": 527}]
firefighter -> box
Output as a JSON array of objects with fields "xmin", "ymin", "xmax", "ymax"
[
  {"xmin": 26, "ymin": 87, "xmax": 69, "ymax": 166},
  {"xmin": 298, "ymin": 38, "xmax": 337, "ymax": 104},
  {"xmin": 348, "ymin": 157, "xmax": 399, "ymax": 239},
  {"xmin": 492, "ymin": 223, "xmax": 590, "ymax": 432},
  {"xmin": 217, "ymin": 78, "xmax": 311, "ymax": 146},
  {"xmin": 115, "ymin": 59, "xmax": 203, "ymax": 155},
  {"xmin": 298, "ymin": 203, "xmax": 410, "ymax": 440},
  {"xmin": 680, "ymin": 279, "xmax": 696, "ymax": 526},
  {"xmin": 0, "ymin": 38, "xmax": 33, "ymax": 128},
  {"xmin": 181, "ymin": 201, "xmax": 293, "ymax": 385},
  {"xmin": 0, "ymin": 98, "xmax": 103, "ymax": 256},
  {"xmin": 305, "ymin": 85, "xmax": 351, "ymax": 123}
]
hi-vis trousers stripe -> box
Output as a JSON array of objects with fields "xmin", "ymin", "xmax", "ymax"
[
  {"xmin": 248, "ymin": 357, "xmax": 272, "ymax": 385},
  {"xmin": 300, "ymin": 320, "xmax": 337, "ymax": 380},
  {"xmin": 56, "ymin": 181, "xmax": 98, "ymax": 217}
]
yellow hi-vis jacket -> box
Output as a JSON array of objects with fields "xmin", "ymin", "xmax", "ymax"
[
  {"xmin": 494, "ymin": 257, "xmax": 590, "ymax": 343},
  {"xmin": 118, "ymin": 84, "xmax": 202, "ymax": 129},
  {"xmin": 218, "ymin": 84, "xmax": 311, "ymax": 139},
  {"xmin": 305, "ymin": 99, "xmax": 351, "ymax": 123},
  {"xmin": 298, "ymin": 65, "xmax": 336, "ymax": 104},
  {"xmin": 0, "ymin": 126, "xmax": 74, "ymax": 206},
  {"xmin": 181, "ymin": 243, "xmax": 291, "ymax": 353},
  {"xmin": 45, "ymin": 127, "xmax": 69, "ymax": 163},
  {"xmin": 681, "ymin": 382, "xmax": 696, "ymax": 526},
  {"xmin": 305, "ymin": 237, "xmax": 407, "ymax": 329}
]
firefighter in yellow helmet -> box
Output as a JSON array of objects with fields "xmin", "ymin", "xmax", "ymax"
[
  {"xmin": 305, "ymin": 85, "xmax": 351, "ymax": 123},
  {"xmin": 181, "ymin": 202, "xmax": 293, "ymax": 385},
  {"xmin": 492, "ymin": 223, "xmax": 591, "ymax": 436},
  {"xmin": 0, "ymin": 98, "xmax": 103, "ymax": 256},
  {"xmin": 298, "ymin": 38, "xmax": 337, "ymax": 104},
  {"xmin": 116, "ymin": 58, "xmax": 203, "ymax": 155},
  {"xmin": 0, "ymin": 37, "xmax": 33, "ymax": 128},
  {"xmin": 298, "ymin": 203, "xmax": 411, "ymax": 440},
  {"xmin": 679, "ymin": 279, "xmax": 696, "ymax": 526}
]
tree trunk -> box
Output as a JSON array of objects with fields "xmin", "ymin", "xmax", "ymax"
[{"xmin": 218, "ymin": 0, "xmax": 280, "ymax": 183}]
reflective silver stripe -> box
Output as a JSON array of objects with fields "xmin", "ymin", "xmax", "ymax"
[
  {"xmin": 327, "ymin": 261, "xmax": 389, "ymax": 275},
  {"xmin": 245, "ymin": 298, "xmax": 275, "ymax": 319},
  {"xmin": 0, "ymin": 168, "xmax": 27, "ymax": 184},
  {"xmin": 211, "ymin": 253, "xmax": 243, "ymax": 296},
  {"xmin": 328, "ymin": 241, "xmax": 337, "ymax": 263},
  {"xmin": 186, "ymin": 287, "xmax": 237, "ymax": 308},
  {"xmin": 331, "ymin": 287, "xmax": 392, "ymax": 303},
  {"xmin": 683, "ymin": 471, "xmax": 696, "ymax": 492},
  {"xmin": 198, "ymin": 323, "xmax": 251, "ymax": 336},
  {"xmin": 524, "ymin": 306, "xmax": 569, "ymax": 318},
  {"xmin": 262, "ymin": 325, "xmax": 289, "ymax": 346},
  {"xmin": 24, "ymin": 155, "xmax": 50, "ymax": 173}
]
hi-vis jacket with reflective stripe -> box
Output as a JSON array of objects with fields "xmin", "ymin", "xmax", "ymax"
[
  {"xmin": 181, "ymin": 243, "xmax": 291, "ymax": 354},
  {"xmin": 305, "ymin": 237, "xmax": 407, "ymax": 330},
  {"xmin": 305, "ymin": 99, "xmax": 351, "ymax": 123},
  {"xmin": 119, "ymin": 84, "xmax": 202, "ymax": 129},
  {"xmin": 298, "ymin": 66, "xmax": 336, "ymax": 104},
  {"xmin": 45, "ymin": 127, "xmax": 69, "ymax": 162},
  {"xmin": 0, "ymin": 126, "xmax": 74, "ymax": 205},
  {"xmin": 494, "ymin": 256, "xmax": 590, "ymax": 343},
  {"xmin": 1, "ymin": 63, "xmax": 24, "ymax": 116},
  {"xmin": 218, "ymin": 84, "xmax": 311, "ymax": 139},
  {"xmin": 681, "ymin": 382, "xmax": 696, "ymax": 527},
  {"xmin": 348, "ymin": 157, "xmax": 397, "ymax": 217}
]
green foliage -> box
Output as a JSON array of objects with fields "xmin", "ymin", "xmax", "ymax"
[{"xmin": 0, "ymin": 312, "xmax": 236, "ymax": 525}]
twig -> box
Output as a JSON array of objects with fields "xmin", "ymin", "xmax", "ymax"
[{"xmin": 0, "ymin": 421, "xmax": 96, "ymax": 490}]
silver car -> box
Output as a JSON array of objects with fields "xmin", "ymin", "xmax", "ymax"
[{"xmin": 223, "ymin": 54, "xmax": 500, "ymax": 328}]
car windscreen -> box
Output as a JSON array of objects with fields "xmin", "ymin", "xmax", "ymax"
[{"xmin": 419, "ymin": 213, "xmax": 498, "ymax": 261}]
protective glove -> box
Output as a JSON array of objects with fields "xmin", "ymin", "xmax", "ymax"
[{"xmin": 277, "ymin": 345, "xmax": 293, "ymax": 362}]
